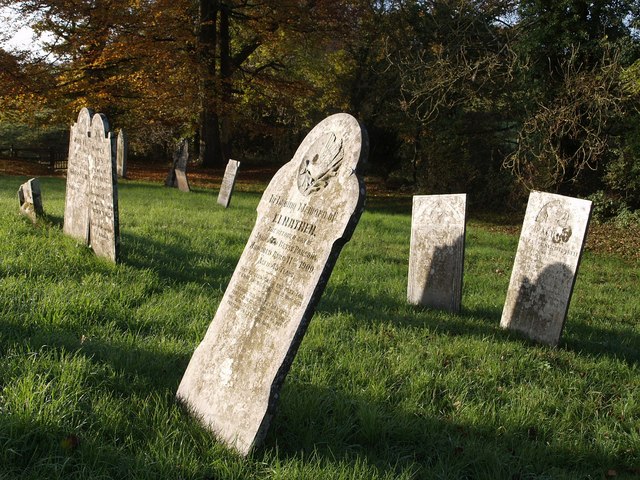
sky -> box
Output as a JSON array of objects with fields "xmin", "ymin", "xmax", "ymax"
[{"xmin": 0, "ymin": 6, "xmax": 52, "ymax": 54}]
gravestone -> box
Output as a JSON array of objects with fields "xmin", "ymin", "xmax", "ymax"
[
  {"xmin": 177, "ymin": 113, "xmax": 367, "ymax": 455},
  {"xmin": 63, "ymin": 108, "xmax": 119, "ymax": 262},
  {"xmin": 407, "ymin": 194, "xmax": 466, "ymax": 312},
  {"xmin": 116, "ymin": 129, "xmax": 128, "ymax": 178},
  {"xmin": 18, "ymin": 178, "xmax": 44, "ymax": 223},
  {"xmin": 217, "ymin": 159, "xmax": 240, "ymax": 207},
  {"xmin": 500, "ymin": 191, "xmax": 592, "ymax": 346},
  {"xmin": 165, "ymin": 139, "xmax": 190, "ymax": 192}
]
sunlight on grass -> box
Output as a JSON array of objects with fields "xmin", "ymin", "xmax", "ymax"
[{"xmin": 1, "ymin": 175, "xmax": 638, "ymax": 479}]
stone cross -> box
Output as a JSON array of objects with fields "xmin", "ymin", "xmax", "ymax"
[
  {"xmin": 18, "ymin": 178, "xmax": 44, "ymax": 223},
  {"xmin": 500, "ymin": 191, "xmax": 592, "ymax": 346},
  {"xmin": 177, "ymin": 113, "xmax": 368, "ymax": 455},
  {"xmin": 116, "ymin": 129, "xmax": 128, "ymax": 178},
  {"xmin": 217, "ymin": 159, "xmax": 240, "ymax": 207},
  {"xmin": 165, "ymin": 139, "xmax": 190, "ymax": 192},
  {"xmin": 63, "ymin": 108, "xmax": 120, "ymax": 263},
  {"xmin": 408, "ymin": 194, "xmax": 466, "ymax": 312}
]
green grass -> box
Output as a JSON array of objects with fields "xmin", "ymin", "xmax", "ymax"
[{"xmin": 1, "ymin": 175, "xmax": 638, "ymax": 479}]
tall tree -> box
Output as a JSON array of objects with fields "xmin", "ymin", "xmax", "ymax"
[
  {"xmin": 384, "ymin": 0, "xmax": 520, "ymax": 204},
  {"xmin": 506, "ymin": 0, "xmax": 640, "ymax": 193},
  {"xmin": 0, "ymin": 0, "xmax": 201, "ymax": 154}
]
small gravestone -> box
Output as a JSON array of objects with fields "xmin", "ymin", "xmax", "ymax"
[
  {"xmin": 63, "ymin": 108, "xmax": 119, "ymax": 262},
  {"xmin": 500, "ymin": 191, "xmax": 592, "ymax": 346},
  {"xmin": 165, "ymin": 139, "xmax": 190, "ymax": 192},
  {"xmin": 177, "ymin": 113, "xmax": 367, "ymax": 455},
  {"xmin": 116, "ymin": 129, "xmax": 128, "ymax": 178},
  {"xmin": 18, "ymin": 178, "xmax": 44, "ymax": 223},
  {"xmin": 217, "ymin": 159, "xmax": 240, "ymax": 207},
  {"xmin": 408, "ymin": 194, "xmax": 466, "ymax": 312}
]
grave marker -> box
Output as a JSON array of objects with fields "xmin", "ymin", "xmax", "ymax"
[
  {"xmin": 408, "ymin": 194, "xmax": 466, "ymax": 312},
  {"xmin": 500, "ymin": 191, "xmax": 592, "ymax": 346},
  {"xmin": 177, "ymin": 113, "xmax": 367, "ymax": 455},
  {"xmin": 165, "ymin": 139, "xmax": 190, "ymax": 192},
  {"xmin": 63, "ymin": 108, "xmax": 119, "ymax": 262},
  {"xmin": 18, "ymin": 178, "xmax": 44, "ymax": 223},
  {"xmin": 217, "ymin": 159, "xmax": 240, "ymax": 207},
  {"xmin": 116, "ymin": 129, "xmax": 128, "ymax": 178}
]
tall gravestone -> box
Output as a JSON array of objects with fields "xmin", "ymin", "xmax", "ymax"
[
  {"xmin": 18, "ymin": 177, "xmax": 44, "ymax": 223},
  {"xmin": 500, "ymin": 191, "xmax": 592, "ymax": 346},
  {"xmin": 177, "ymin": 113, "xmax": 367, "ymax": 455},
  {"xmin": 116, "ymin": 129, "xmax": 128, "ymax": 178},
  {"xmin": 165, "ymin": 139, "xmax": 190, "ymax": 192},
  {"xmin": 408, "ymin": 194, "xmax": 466, "ymax": 312},
  {"xmin": 217, "ymin": 159, "xmax": 240, "ymax": 208},
  {"xmin": 63, "ymin": 108, "xmax": 119, "ymax": 263}
]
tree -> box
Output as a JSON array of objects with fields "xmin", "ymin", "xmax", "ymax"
[
  {"xmin": 383, "ymin": 0, "xmax": 520, "ymax": 205},
  {"xmin": 505, "ymin": 0, "xmax": 640, "ymax": 194},
  {"xmin": 195, "ymin": 0, "xmax": 371, "ymax": 166},
  {"xmin": 0, "ymin": 0, "xmax": 201, "ymax": 155}
]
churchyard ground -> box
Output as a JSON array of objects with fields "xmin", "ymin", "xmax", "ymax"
[{"xmin": 0, "ymin": 173, "xmax": 638, "ymax": 479}]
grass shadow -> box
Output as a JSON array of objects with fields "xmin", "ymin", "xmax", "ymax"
[
  {"xmin": 263, "ymin": 380, "xmax": 637, "ymax": 478},
  {"xmin": 318, "ymin": 275, "xmax": 640, "ymax": 367},
  {"xmin": 563, "ymin": 321, "xmax": 640, "ymax": 365},
  {"xmin": 120, "ymin": 230, "xmax": 239, "ymax": 289}
]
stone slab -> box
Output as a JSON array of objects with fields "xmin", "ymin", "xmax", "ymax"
[
  {"xmin": 165, "ymin": 139, "xmax": 190, "ymax": 191},
  {"xmin": 63, "ymin": 108, "xmax": 119, "ymax": 262},
  {"xmin": 18, "ymin": 177, "xmax": 44, "ymax": 223},
  {"xmin": 407, "ymin": 194, "xmax": 466, "ymax": 312},
  {"xmin": 217, "ymin": 159, "xmax": 240, "ymax": 207},
  {"xmin": 500, "ymin": 191, "xmax": 592, "ymax": 346},
  {"xmin": 116, "ymin": 129, "xmax": 128, "ymax": 178},
  {"xmin": 175, "ymin": 169, "xmax": 190, "ymax": 192},
  {"xmin": 63, "ymin": 108, "xmax": 93, "ymax": 244},
  {"xmin": 176, "ymin": 113, "xmax": 368, "ymax": 455}
]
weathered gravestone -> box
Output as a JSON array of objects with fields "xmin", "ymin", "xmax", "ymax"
[
  {"xmin": 217, "ymin": 159, "xmax": 240, "ymax": 208},
  {"xmin": 408, "ymin": 194, "xmax": 466, "ymax": 312},
  {"xmin": 177, "ymin": 113, "xmax": 367, "ymax": 455},
  {"xmin": 63, "ymin": 108, "xmax": 120, "ymax": 263},
  {"xmin": 18, "ymin": 177, "xmax": 44, "ymax": 223},
  {"xmin": 165, "ymin": 139, "xmax": 190, "ymax": 192},
  {"xmin": 116, "ymin": 129, "xmax": 128, "ymax": 178},
  {"xmin": 500, "ymin": 191, "xmax": 592, "ymax": 346}
]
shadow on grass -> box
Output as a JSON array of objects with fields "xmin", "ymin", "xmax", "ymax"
[
  {"xmin": 0, "ymin": 320, "xmax": 189, "ymax": 394},
  {"xmin": 318, "ymin": 279, "xmax": 640, "ymax": 367},
  {"xmin": 42, "ymin": 211, "xmax": 63, "ymax": 228},
  {"xmin": 0, "ymin": 404, "xmax": 245, "ymax": 479},
  {"xmin": 364, "ymin": 196, "xmax": 413, "ymax": 216},
  {"xmin": 318, "ymin": 282, "xmax": 505, "ymax": 341},
  {"xmin": 119, "ymin": 230, "xmax": 238, "ymax": 289},
  {"xmin": 563, "ymin": 322, "xmax": 640, "ymax": 365},
  {"xmin": 264, "ymin": 380, "xmax": 635, "ymax": 479}
]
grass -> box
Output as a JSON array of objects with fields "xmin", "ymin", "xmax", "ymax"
[{"xmin": 1, "ymin": 174, "xmax": 639, "ymax": 479}]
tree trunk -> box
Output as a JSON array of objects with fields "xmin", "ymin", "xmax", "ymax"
[
  {"xmin": 218, "ymin": 3, "xmax": 232, "ymax": 164},
  {"xmin": 198, "ymin": 0, "xmax": 225, "ymax": 167}
]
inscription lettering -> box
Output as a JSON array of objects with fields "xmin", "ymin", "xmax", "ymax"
[{"xmin": 177, "ymin": 113, "xmax": 367, "ymax": 456}]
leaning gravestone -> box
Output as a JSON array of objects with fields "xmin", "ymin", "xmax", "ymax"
[
  {"xmin": 177, "ymin": 113, "xmax": 367, "ymax": 455},
  {"xmin": 63, "ymin": 108, "xmax": 119, "ymax": 262},
  {"xmin": 408, "ymin": 194, "xmax": 466, "ymax": 312},
  {"xmin": 165, "ymin": 139, "xmax": 190, "ymax": 192},
  {"xmin": 500, "ymin": 191, "xmax": 592, "ymax": 346},
  {"xmin": 116, "ymin": 129, "xmax": 128, "ymax": 178},
  {"xmin": 217, "ymin": 159, "xmax": 240, "ymax": 207},
  {"xmin": 18, "ymin": 177, "xmax": 44, "ymax": 223}
]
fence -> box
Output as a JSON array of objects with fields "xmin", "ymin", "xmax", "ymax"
[{"xmin": 0, "ymin": 145, "xmax": 68, "ymax": 170}]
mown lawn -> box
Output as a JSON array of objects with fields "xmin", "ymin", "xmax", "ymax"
[{"xmin": 1, "ymin": 174, "xmax": 638, "ymax": 479}]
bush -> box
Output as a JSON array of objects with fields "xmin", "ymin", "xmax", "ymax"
[{"xmin": 586, "ymin": 190, "xmax": 640, "ymax": 226}]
